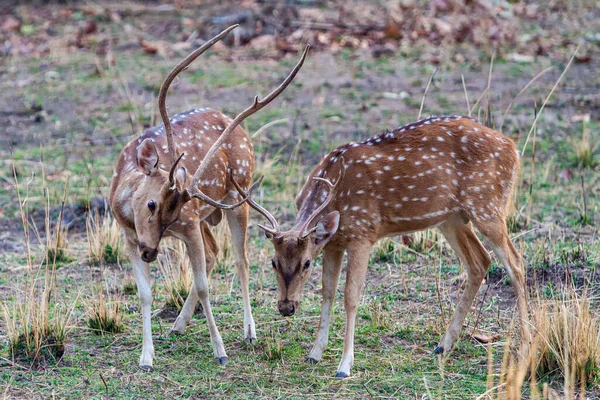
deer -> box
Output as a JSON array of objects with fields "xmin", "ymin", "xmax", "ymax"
[
  {"xmin": 234, "ymin": 115, "xmax": 531, "ymax": 378},
  {"xmin": 108, "ymin": 24, "xmax": 309, "ymax": 370}
]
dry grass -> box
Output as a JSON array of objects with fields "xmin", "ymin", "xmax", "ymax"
[
  {"xmin": 157, "ymin": 238, "xmax": 193, "ymax": 311},
  {"xmin": 482, "ymin": 288, "xmax": 600, "ymax": 399},
  {"xmin": 86, "ymin": 283, "xmax": 124, "ymax": 335},
  {"xmin": 569, "ymin": 123, "xmax": 598, "ymax": 169},
  {"xmin": 2, "ymin": 287, "xmax": 73, "ymax": 364},
  {"xmin": 86, "ymin": 210, "xmax": 123, "ymax": 265},
  {"xmin": 1, "ymin": 165, "xmax": 75, "ymax": 365}
]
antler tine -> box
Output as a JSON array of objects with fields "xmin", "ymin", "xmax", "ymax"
[
  {"xmin": 230, "ymin": 174, "xmax": 280, "ymax": 235},
  {"xmin": 159, "ymin": 24, "xmax": 238, "ymax": 167},
  {"xmin": 188, "ymin": 174, "xmax": 262, "ymax": 210},
  {"xmin": 300, "ymin": 158, "xmax": 345, "ymax": 238},
  {"xmin": 188, "ymin": 44, "xmax": 310, "ymax": 197}
]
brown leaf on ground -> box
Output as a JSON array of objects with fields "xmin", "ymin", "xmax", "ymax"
[
  {"xmin": 471, "ymin": 333, "xmax": 501, "ymax": 344},
  {"xmin": 139, "ymin": 39, "xmax": 159, "ymax": 54},
  {"xmin": 2, "ymin": 16, "xmax": 21, "ymax": 32}
]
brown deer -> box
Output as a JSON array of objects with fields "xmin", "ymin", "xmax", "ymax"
[
  {"xmin": 108, "ymin": 25, "xmax": 308, "ymax": 370},
  {"xmin": 234, "ymin": 115, "xmax": 530, "ymax": 378}
]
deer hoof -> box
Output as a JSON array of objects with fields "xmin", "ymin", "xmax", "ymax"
[
  {"xmin": 306, "ymin": 357, "xmax": 319, "ymax": 364},
  {"xmin": 139, "ymin": 365, "xmax": 153, "ymax": 372},
  {"xmin": 244, "ymin": 337, "xmax": 256, "ymax": 345},
  {"xmin": 334, "ymin": 371, "xmax": 349, "ymax": 379},
  {"xmin": 433, "ymin": 346, "xmax": 444, "ymax": 355},
  {"xmin": 215, "ymin": 356, "xmax": 228, "ymax": 366}
]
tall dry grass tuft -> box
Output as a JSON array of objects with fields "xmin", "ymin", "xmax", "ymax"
[
  {"xmin": 86, "ymin": 209, "xmax": 123, "ymax": 265},
  {"xmin": 2, "ymin": 159, "xmax": 75, "ymax": 365},
  {"xmin": 44, "ymin": 223, "xmax": 72, "ymax": 266},
  {"xmin": 2, "ymin": 291, "xmax": 73, "ymax": 364},
  {"xmin": 532, "ymin": 290, "xmax": 600, "ymax": 392},
  {"xmin": 86, "ymin": 285, "xmax": 124, "ymax": 335},
  {"xmin": 569, "ymin": 122, "xmax": 598, "ymax": 170},
  {"xmin": 157, "ymin": 238, "xmax": 192, "ymax": 311},
  {"xmin": 483, "ymin": 288, "xmax": 600, "ymax": 399}
]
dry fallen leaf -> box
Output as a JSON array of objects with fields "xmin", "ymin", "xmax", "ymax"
[
  {"xmin": 139, "ymin": 39, "xmax": 159, "ymax": 54},
  {"xmin": 471, "ymin": 333, "xmax": 501, "ymax": 344}
]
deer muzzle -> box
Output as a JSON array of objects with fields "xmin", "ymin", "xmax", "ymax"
[
  {"xmin": 138, "ymin": 243, "xmax": 159, "ymax": 263},
  {"xmin": 278, "ymin": 300, "xmax": 299, "ymax": 317}
]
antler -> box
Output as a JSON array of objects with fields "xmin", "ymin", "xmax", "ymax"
[
  {"xmin": 186, "ymin": 44, "xmax": 310, "ymax": 207},
  {"xmin": 230, "ymin": 174, "xmax": 280, "ymax": 236},
  {"xmin": 299, "ymin": 158, "xmax": 344, "ymax": 238},
  {"xmin": 159, "ymin": 24, "xmax": 238, "ymax": 170}
]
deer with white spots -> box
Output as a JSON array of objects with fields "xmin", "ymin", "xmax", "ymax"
[
  {"xmin": 234, "ymin": 115, "xmax": 530, "ymax": 378},
  {"xmin": 108, "ymin": 25, "xmax": 308, "ymax": 370}
]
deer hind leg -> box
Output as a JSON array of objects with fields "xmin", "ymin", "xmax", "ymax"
[
  {"xmin": 170, "ymin": 224, "xmax": 217, "ymax": 334},
  {"xmin": 125, "ymin": 238, "xmax": 155, "ymax": 370},
  {"xmin": 184, "ymin": 228, "xmax": 228, "ymax": 364},
  {"xmin": 336, "ymin": 242, "xmax": 372, "ymax": 378},
  {"xmin": 307, "ymin": 247, "xmax": 344, "ymax": 363},
  {"xmin": 225, "ymin": 204, "xmax": 256, "ymax": 344},
  {"xmin": 472, "ymin": 217, "xmax": 531, "ymax": 353},
  {"xmin": 436, "ymin": 213, "xmax": 491, "ymax": 355}
]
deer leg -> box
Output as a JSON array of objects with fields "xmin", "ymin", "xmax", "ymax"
[
  {"xmin": 225, "ymin": 204, "xmax": 257, "ymax": 344},
  {"xmin": 125, "ymin": 239, "xmax": 155, "ymax": 370},
  {"xmin": 307, "ymin": 247, "xmax": 344, "ymax": 363},
  {"xmin": 335, "ymin": 243, "xmax": 371, "ymax": 378},
  {"xmin": 171, "ymin": 225, "xmax": 217, "ymax": 334},
  {"xmin": 185, "ymin": 228, "xmax": 228, "ymax": 364},
  {"xmin": 474, "ymin": 218, "xmax": 531, "ymax": 354},
  {"xmin": 170, "ymin": 241, "xmax": 200, "ymax": 334},
  {"xmin": 436, "ymin": 213, "xmax": 491, "ymax": 355}
]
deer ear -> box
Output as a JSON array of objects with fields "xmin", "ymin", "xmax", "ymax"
[
  {"xmin": 175, "ymin": 166, "xmax": 187, "ymax": 192},
  {"xmin": 205, "ymin": 209, "xmax": 222, "ymax": 226},
  {"xmin": 136, "ymin": 139, "xmax": 159, "ymax": 175},
  {"xmin": 314, "ymin": 211, "xmax": 340, "ymax": 246}
]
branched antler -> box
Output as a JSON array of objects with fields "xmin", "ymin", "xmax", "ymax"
[
  {"xmin": 231, "ymin": 174, "xmax": 280, "ymax": 236},
  {"xmin": 159, "ymin": 25, "xmax": 238, "ymax": 168},
  {"xmin": 299, "ymin": 158, "xmax": 344, "ymax": 238},
  {"xmin": 157, "ymin": 23, "xmax": 309, "ymax": 210},
  {"xmin": 187, "ymin": 44, "xmax": 310, "ymax": 206}
]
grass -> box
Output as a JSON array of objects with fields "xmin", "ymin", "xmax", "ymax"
[
  {"xmin": 86, "ymin": 209, "xmax": 123, "ymax": 265},
  {"xmin": 86, "ymin": 285, "xmax": 124, "ymax": 335},
  {"xmin": 156, "ymin": 239, "xmax": 193, "ymax": 311}
]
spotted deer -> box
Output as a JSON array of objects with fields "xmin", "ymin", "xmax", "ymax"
[
  {"xmin": 108, "ymin": 25, "xmax": 308, "ymax": 370},
  {"xmin": 234, "ymin": 115, "xmax": 530, "ymax": 378}
]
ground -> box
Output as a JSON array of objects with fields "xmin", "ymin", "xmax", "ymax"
[{"xmin": 0, "ymin": 1, "xmax": 599, "ymax": 399}]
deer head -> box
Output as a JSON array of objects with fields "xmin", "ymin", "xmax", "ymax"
[
  {"xmin": 232, "ymin": 162, "xmax": 343, "ymax": 316},
  {"xmin": 131, "ymin": 25, "xmax": 309, "ymax": 262},
  {"xmin": 133, "ymin": 143, "xmax": 193, "ymax": 261}
]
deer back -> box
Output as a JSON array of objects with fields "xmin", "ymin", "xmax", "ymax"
[{"xmin": 294, "ymin": 116, "xmax": 519, "ymax": 245}]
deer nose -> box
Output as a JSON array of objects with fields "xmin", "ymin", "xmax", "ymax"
[
  {"xmin": 278, "ymin": 301, "xmax": 296, "ymax": 317},
  {"xmin": 139, "ymin": 244, "xmax": 158, "ymax": 263}
]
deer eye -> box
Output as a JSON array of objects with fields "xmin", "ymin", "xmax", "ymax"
[
  {"xmin": 148, "ymin": 200, "xmax": 156, "ymax": 211},
  {"xmin": 303, "ymin": 260, "xmax": 311, "ymax": 270},
  {"xmin": 271, "ymin": 259, "xmax": 276, "ymax": 270}
]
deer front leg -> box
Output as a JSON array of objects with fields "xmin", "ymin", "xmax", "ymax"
[
  {"xmin": 226, "ymin": 206, "xmax": 256, "ymax": 344},
  {"xmin": 335, "ymin": 243, "xmax": 371, "ymax": 378},
  {"xmin": 126, "ymin": 242, "xmax": 155, "ymax": 370},
  {"xmin": 307, "ymin": 248, "xmax": 344, "ymax": 363},
  {"xmin": 185, "ymin": 229, "xmax": 228, "ymax": 364}
]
